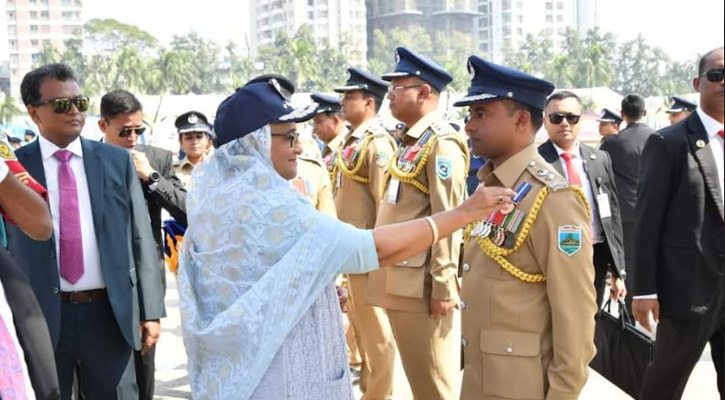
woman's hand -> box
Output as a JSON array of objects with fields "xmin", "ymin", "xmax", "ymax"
[{"xmin": 459, "ymin": 185, "xmax": 517, "ymax": 224}]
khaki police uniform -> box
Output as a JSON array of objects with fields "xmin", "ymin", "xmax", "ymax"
[
  {"xmin": 459, "ymin": 144, "xmax": 597, "ymax": 400},
  {"xmin": 366, "ymin": 111, "xmax": 469, "ymax": 399},
  {"xmin": 294, "ymin": 155, "xmax": 336, "ymax": 217},
  {"xmin": 322, "ymin": 133, "xmax": 346, "ymax": 182},
  {"xmin": 333, "ymin": 117, "xmax": 397, "ymax": 399},
  {"xmin": 173, "ymin": 154, "xmax": 210, "ymax": 190}
]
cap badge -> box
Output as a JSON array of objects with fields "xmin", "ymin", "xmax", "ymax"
[{"xmin": 187, "ymin": 114, "xmax": 199, "ymax": 124}]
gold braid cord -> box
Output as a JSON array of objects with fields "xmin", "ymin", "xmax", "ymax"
[
  {"xmin": 385, "ymin": 134, "xmax": 470, "ymax": 195},
  {"xmin": 464, "ymin": 184, "xmax": 593, "ymax": 283},
  {"xmin": 335, "ymin": 135, "xmax": 374, "ymax": 184}
]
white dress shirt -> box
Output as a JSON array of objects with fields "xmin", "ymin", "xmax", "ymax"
[
  {"xmin": 0, "ymin": 283, "xmax": 37, "ymax": 399},
  {"xmin": 636, "ymin": 108, "xmax": 724, "ymax": 300},
  {"xmin": 38, "ymin": 135, "xmax": 105, "ymax": 291},
  {"xmin": 553, "ymin": 142, "xmax": 606, "ymax": 244},
  {"xmin": 696, "ymin": 107, "xmax": 724, "ymax": 206}
]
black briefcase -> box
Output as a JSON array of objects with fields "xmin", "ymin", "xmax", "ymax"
[{"xmin": 590, "ymin": 300, "xmax": 655, "ymax": 398}]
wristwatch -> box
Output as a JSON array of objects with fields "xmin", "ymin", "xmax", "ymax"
[{"xmin": 149, "ymin": 171, "xmax": 160, "ymax": 184}]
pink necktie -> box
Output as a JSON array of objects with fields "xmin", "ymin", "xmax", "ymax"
[
  {"xmin": 0, "ymin": 312, "xmax": 28, "ymax": 400},
  {"xmin": 560, "ymin": 152, "xmax": 582, "ymax": 186},
  {"xmin": 54, "ymin": 150, "xmax": 84, "ymax": 284}
]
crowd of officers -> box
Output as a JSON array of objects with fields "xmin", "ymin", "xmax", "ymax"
[{"xmin": 1, "ymin": 43, "xmax": 722, "ymax": 400}]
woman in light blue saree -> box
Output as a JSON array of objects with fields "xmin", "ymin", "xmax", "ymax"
[{"xmin": 178, "ymin": 77, "xmax": 515, "ymax": 400}]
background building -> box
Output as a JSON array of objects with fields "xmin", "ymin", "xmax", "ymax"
[
  {"xmin": 477, "ymin": 0, "xmax": 599, "ymax": 62},
  {"xmin": 5, "ymin": 0, "xmax": 83, "ymax": 96},
  {"xmin": 366, "ymin": 0, "xmax": 481, "ymax": 58},
  {"xmin": 249, "ymin": 0, "xmax": 367, "ymax": 66}
]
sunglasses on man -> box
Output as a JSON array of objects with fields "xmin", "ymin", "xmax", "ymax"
[
  {"xmin": 32, "ymin": 96, "xmax": 90, "ymax": 114},
  {"xmin": 548, "ymin": 113, "xmax": 581, "ymax": 125},
  {"xmin": 118, "ymin": 126, "xmax": 147, "ymax": 138},
  {"xmin": 701, "ymin": 68, "xmax": 725, "ymax": 83}
]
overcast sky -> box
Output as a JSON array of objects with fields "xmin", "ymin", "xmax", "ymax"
[{"xmin": 1, "ymin": 0, "xmax": 723, "ymax": 62}]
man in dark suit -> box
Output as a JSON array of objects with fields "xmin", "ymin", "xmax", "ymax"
[
  {"xmin": 599, "ymin": 93, "xmax": 654, "ymax": 311},
  {"xmin": 6, "ymin": 63, "xmax": 165, "ymax": 400},
  {"xmin": 98, "ymin": 89, "xmax": 186, "ymax": 400},
  {"xmin": 539, "ymin": 91, "xmax": 627, "ymax": 305},
  {"xmin": 0, "ymin": 139, "xmax": 58, "ymax": 399},
  {"xmin": 633, "ymin": 47, "xmax": 724, "ymax": 400}
]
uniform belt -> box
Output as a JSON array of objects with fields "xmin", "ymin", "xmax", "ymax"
[{"xmin": 61, "ymin": 288, "xmax": 107, "ymax": 304}]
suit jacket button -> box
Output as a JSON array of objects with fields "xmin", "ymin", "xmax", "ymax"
[
  {"xmin": 461, "ymin": 338, "xmax": 468, "ymax": 347},
  {"xmin": 459, "ymin": 301, "xmax": 467, "ymax": 309},
  {"xmin": 462, "ymin": 263, "xmax": 471, "ymax": 272},
  {"xmin": 53, "ymin": 287, "xmax": 60, "ymax": 295}
]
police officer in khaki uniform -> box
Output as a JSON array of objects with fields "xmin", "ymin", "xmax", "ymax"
[
  {"xmin": 311, "ymin": 93, "xmax": 347, "ymax": 181},
  {"xmin": 332, "ymin": 68, "xmax": 398, "ymax": 399},
  {"xmin": 173, "ymin": 111, "xmax": 214, "ymax": 189},
  {"xmin": 294, "ymin": 148, "xmax": 337, "ymax": 217},
  {"xmin": 455, "ymin": 56, "xmax": 597, "ymax": 399},
  {"xmin": 366, "ymin": 47, "xmax": 469, "ymax": 400}
]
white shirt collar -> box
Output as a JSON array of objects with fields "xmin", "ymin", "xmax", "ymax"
[
  {"xmin": 552, "ymin": 141, "xmax": 580, "ymax": 158},
  {"xmin": 696, "ymin": 106, "xmax": 724, "ymax": 140},
  {"xmin": 39, "ymin": 134, "xmax": 83, "ymax": 161}
]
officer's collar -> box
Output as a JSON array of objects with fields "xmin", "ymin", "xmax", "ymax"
[
  {"xmin": 350, "ymin": 117, "xmax": 379, "ymax": 139},
  {"xmin": 405, "ymin": 111, "xmax": 442, "ymax": 139},
  {"xmin": 326, "ymin": 132, "xmax": 346, "ymax": 153},
  {"xmin": 479, "ymin": 143, "xmax": 538, "ymax": 188}
]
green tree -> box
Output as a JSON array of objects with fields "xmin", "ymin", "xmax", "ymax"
[
  {"xmin": 170, "ymin": 31, "xmax": 225, "ymax": 93},
  {"xmin": 113, "ymin": 47, "xmax": 146, "ymax": 92},
  {"xmin": 309, "ymin": 38, "xmax": 350, "ymax": 91},
  {"xmin": 225, "ymin": 41, "xmax": 255, "ymax": 90},
  {"xmin": 83, "ymin": 18, "xmax": 158, "ymax": 54},
  {"xmin": 611, "ymin": 33, "xmax": 669, "ymax": 97},
  {"xmin": 0, "ymin": 94, "xmax": 22, "ymax": 125},
  {"xmin": 35, "ymin": 45, "xmax": 61, "ymax": 66}
]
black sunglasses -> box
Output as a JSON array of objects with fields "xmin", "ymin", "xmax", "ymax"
[
  {"xmin": 118, "ymin": 126, "xmax": 146, "ymax": 138},
  {"xmin": 702, "ymin": 68, "xmax": 725, "ymax": 83},
  {"xmin": 32, "ymin": 96, "xmax": 90, "ymax": 114},
  {"xmin": 548, "ymin": 113, "xmax": 581, "ymax": 125},
  {"xmin": 271, "ymin": 131, "xmax": 300, "ymax": 148}
]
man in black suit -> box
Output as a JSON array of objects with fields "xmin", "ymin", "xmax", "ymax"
[
  {"xmin": 633, "ymin": 47, "xmax": 724, "ymax": 400},
  {"xmin": 6, "ymin": 63, "xmax": 165, "ymax": 399},
  {"xmin": 0, "ymin": 139, "xmax": 58, "ymax": 399},
  {"xmin": 98, "ymin": 89, "xmax": 186, "ymax": 400},
  {"xmin": 599, "ymin": 93, "xmax": 654, "ymax": 311},
  {"xmin": 538, "ymin": 91, "xmax": 627, "ymax": 305}
]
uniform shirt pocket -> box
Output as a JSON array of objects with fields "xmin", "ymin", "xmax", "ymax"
[{"xmin": 480, "ymin": 329, "xmax": 545, "ymax": 399}]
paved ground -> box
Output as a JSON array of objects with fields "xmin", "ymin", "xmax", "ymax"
[{"xmin": 154, "ymin": 271, "xmax": 719, "ymax": 399}]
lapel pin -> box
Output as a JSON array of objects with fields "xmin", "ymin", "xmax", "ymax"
[
  {"xmin": 590, "ymin": 154, "xmax": 597, "ymax": 160},
  {"xmin": 696, "ymin": 140, "xmax": 706, "ymax": 148}
]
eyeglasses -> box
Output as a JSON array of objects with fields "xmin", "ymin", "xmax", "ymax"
[
  {"xmin": 701, "ymin": 68, "xmax": 725, "ymax": 83},
  {"xmin": 548, "ymin": 113, "xmax": 581, "ymax": 125},
  {"xmin": 118, "ymin": 126, "xmax": 146, "ymax": 138},
  {"xmin": 271, "ymin": 131, "xmax": 300, "ymax": 148},
  {"xmin": 32, "ymin": 96, "xmax": 90, "ymax": 114},
  {"xmin": 387, "ymin": 84, "xmax": 424, "ymax": 94}
]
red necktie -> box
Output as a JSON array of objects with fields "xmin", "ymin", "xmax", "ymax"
[
  {"xmin": 718, "ymin": 129, "xmax": 724, "ymax": 140},
  {"xmin": 560, "ymin": 152, "xmax": 581, "ymax": 186}
]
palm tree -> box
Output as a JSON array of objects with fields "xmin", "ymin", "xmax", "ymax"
[
  {"xmin": 35, "ymin": 45, "xmax": 61, "ymax": 66},
  {"xmin": 0, "ymin": 95, "xmax": 22, "ymax": 125},
  {"xmin": 113, "ymin": 47, "xmax": 145, "ymax": 92},
  {"xmin": 146, "ymin": 49, "xmax": 195, "ymax": 122}
]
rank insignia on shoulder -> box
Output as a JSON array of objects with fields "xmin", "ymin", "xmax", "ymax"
[
  {"xmin": 436, "ymin": 156, "xmax": 452, "ymax": 180},
  {"xmin": 558, "ymin": 225, "xmax": 582, "ymax": 256}
]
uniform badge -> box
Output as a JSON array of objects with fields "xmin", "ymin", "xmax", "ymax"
[
  {"xmin": 375, "ymin": 152, "xmax": 389, "ymax": 167},
  {"xmin": 558, "ymin": 225, "xmax": 582, "ymax": 256},
  {"xmin": 436, "ymin": 157, "xmax": 452, "ymax": 180},
  {"xmin": 0, "ymin": 141, "xmax": 16, "ymax": 160},
  {"xmin": 187, "ymin": 113, "xmax": 199, "ymax": 125}
]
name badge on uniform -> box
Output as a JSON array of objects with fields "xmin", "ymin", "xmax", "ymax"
[
  {"xmin": 386, "ymin": 178, "xmax": 401, "ymax": 205},
  {"xmin": 596, "ymin": 192, "xmax": 612, "ymax": 219}
]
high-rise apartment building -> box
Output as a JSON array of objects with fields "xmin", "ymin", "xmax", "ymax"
[
  {"xmin": 249, "ymin": 0, "xmax": 367, "ymax": 66},
  {"xmin": 5, "ymin": 0, "xmax": 82, "ymax": 95}
]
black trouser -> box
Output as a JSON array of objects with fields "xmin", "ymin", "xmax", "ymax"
[
  {"xmin": 134, "ymin": 345, "xmax": 155, "ymax": 400},
  {"xmin": 639, "ymin": 277, "xmax": 725, "ymax": 399},
  {"xmin": 593, "ymin": 242, "xmax": 614, "ymax": 307},
  {"xmin": 56, "ymin": 299, "xmax": 137, "ymax": 400},
  {"xmin": 621, "ymin": 221, "xmax": 636, "ymax": 313}
]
